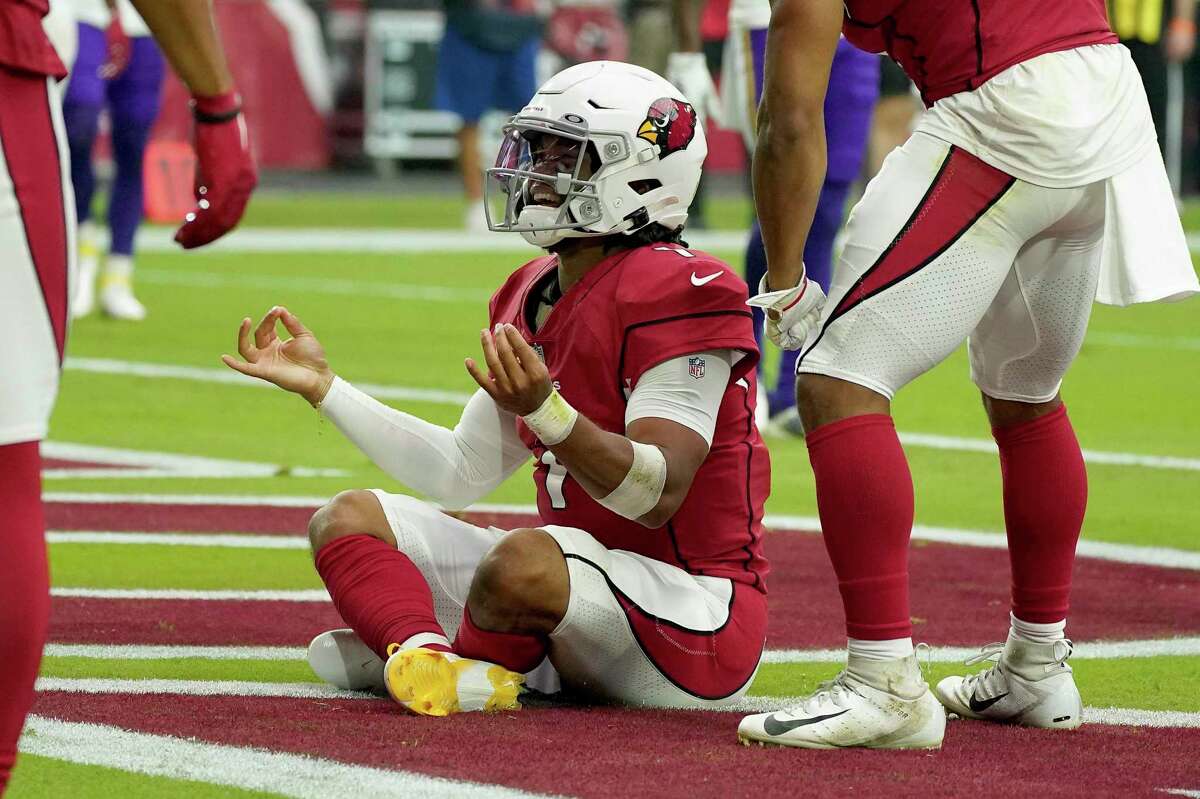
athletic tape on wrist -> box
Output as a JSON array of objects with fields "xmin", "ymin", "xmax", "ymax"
[
  {"xmin": 598, "ymin": 440, "xmax": 667, "ymax": 521},
  {"xmin": 522, "ymin": 390, "xmax": 579, "ymax": 446}
]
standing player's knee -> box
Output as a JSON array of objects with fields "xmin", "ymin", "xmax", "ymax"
[
  {"xmin": 796, "ymin": 373, "xmax": 890, "ymax": 432},
  {"xmin": 468, "ymin": 528, "xmax": 568, "ymax": 633},
  {"xmin": 307, "ymin": 490, "xmax": 392, "ymax": 554},
  {"xmin": 981, "ymin": 392, "xmax": 1062, "ymax": 429}
]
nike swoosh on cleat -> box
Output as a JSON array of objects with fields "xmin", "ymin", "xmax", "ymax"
[
  {"xmin": 762, "ymin": 709, "xmax": 851, "ymax": 736},
  {"xmin": 968, "ymin": 691, "xmax": 1009, "ymax": 713},
  {"xmin": 690, "ymin": 271, "xmax": 722, "ymax": 286}
]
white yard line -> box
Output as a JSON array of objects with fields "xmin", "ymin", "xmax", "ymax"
[
  {"xmin": 37, "ymin": 495, "xmax": 1200, "ymax": 571},
  {"xmin": 1086, "ymin": 331, "xmax": 1200, "ymax": 352},
  {"xmin": 46, "ymin": 531, "xmax": 310, "ymax": 549},
  {"xmin": 62, "ymin": 357, "xmax": 1200, "ymax": 472},
  {"xmin": 126, "ymin": 225, "xmax": 748, "ymax": 254},
  {"xmin": 42, "ymin": 441, "xmax": 346, "ymax": 480},
  {"xmin": 50, "ymin": 587, "xmax": 329, "ymax": 602},
  {"xmin": 64, "ymin": 356, "xmax": 474, "ymax": 405},
  {"xmin": 19, "ymin": 716, "xmax": 552, "ymax": 799},
  {"xmin": 137, "ymin": 267, "xmax": 491, "ymax": 304},
  {"xmin": 44, "ymin": 637, "xmax": 1200, "ymax": 664}
]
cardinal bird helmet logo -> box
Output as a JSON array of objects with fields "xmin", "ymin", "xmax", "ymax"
[{"xmin": 636, "ymin": 97, "xmax": 697, "ymax": 159}]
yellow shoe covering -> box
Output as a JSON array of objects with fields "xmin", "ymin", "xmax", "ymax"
[{"xmin": 383, "ymin": 645, "xmax": 524, "ymax": 717}]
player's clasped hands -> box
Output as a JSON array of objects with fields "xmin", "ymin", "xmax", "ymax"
[
  {"xmin": 221, "ymin": 306, "xmax": 335, "ymax": 407},
  {"xmin": 466, "ymin": 324, "xmax": 553, "ymax": 416}
]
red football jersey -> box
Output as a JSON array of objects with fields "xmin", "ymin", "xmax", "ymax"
[
  {"xmin": 0, "ymin": 1, "xmax": 67, "ymax": 78},
  {"xmin": 843, "ymin": 0, "xmax": 1115, "ymax": 105},
  {"xmin": 488, "ymin": 243, "xmax": 770, "ymax": 590}
]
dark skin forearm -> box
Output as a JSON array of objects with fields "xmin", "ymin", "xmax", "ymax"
[
  {"xmin": 753, "ymin": 0, "xmax": 843, "ymax": 290},
  {"xmin": 128, "ymin": 0, "xmax": 233, "ymax": 96},
  {"xmin": 546, "ymin": 415, "xmax": 708, "ymax": 529}
]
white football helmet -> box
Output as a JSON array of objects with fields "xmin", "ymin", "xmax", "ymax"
[{"xmin": 485, "ymin": 60, "xmax": 708, "ymax": 249}]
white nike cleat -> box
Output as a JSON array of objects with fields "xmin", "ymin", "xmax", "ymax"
[
  {"xmin": 936, "ymin": 636, "xmax": 1083, "ymax": 729},
  {"xmin": 738, "ymin": 654, "xmax": 945, "ymax": 749},
  {"xmin": 384, "ymin": 645, "xmax": 524, "ymax": 717},
  {"xmin": 307, "ymin": 628, "xmax": 386, "ymax": 693}
]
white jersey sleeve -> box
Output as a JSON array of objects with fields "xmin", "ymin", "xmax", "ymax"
[
  {"xmin": 320, "ymin": 378, "xmax": 530, "ymax": 510},
  {"xmin": 624, "ymin": 350, "xmax": 735, "ymax": 447}
]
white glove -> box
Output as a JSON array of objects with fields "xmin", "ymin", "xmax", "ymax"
[
  {"xmin": 666, "ymin": 51, "xmax": 724, "ymax": 126},
  {"xmin": 746, "ymin": 274, "xmax": 827, "ymax": 351}
]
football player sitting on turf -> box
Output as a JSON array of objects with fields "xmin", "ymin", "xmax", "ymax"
[{"xmin": 223, "ymin": 61, "xmax": 771, "ymax": 715}]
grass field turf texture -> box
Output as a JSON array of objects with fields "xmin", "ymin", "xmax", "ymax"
[{"xmin": 11, "ymin": 191, "xmax": 1200, "ymax": 797}]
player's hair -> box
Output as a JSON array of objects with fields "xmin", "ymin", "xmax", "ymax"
[{"xmin": 602, "ymin": 223, "xmax": 688, "ymax": 254}]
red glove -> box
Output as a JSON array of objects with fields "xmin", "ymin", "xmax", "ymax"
[
  {"xmin": 175, "ymin": 91, "xmax": 258, "ymax": 249},
  {"xmin": 98, "ymin": 17, "xmax": 130, "ymax": 79}
]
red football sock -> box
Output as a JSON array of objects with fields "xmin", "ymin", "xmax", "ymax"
[
  {"xmin": 993, "ymin": 404, "xmax": 1087, "ymax": 624},
  {"xmin": 0, "ymin": 442, "xmax": 50, "ymax": 791},
  {"xmin": 314, "ymin": 535, "xmax": 451, "ymax": 660},
  {"xmin": 807, "ymin": 414, "xmax": 913, "ymax": 641},
  {"xmin": 454, "ymin": 606, "xmax": 548, "ymax": 673}
]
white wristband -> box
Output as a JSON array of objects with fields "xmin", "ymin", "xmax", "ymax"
[
  {"xmin": 522, "ymin": 389, "xmax": 579, "ymax": 446},
  {"xmin": 598, "ymin": 440, "xmax": 667, "ymax": 521}
]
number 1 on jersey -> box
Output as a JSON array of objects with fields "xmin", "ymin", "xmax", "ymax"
[{"xmin": 540, "ymin": 450, "xmax": 568, "ymax": 509}]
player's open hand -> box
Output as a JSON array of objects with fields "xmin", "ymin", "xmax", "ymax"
[
  {"xmin": 221, "ymin": 306, "xmax": 334, "ymax": 407},
  {"xmin": 465, "ymin": 324, "xmax": 552, "ymax": 415}
]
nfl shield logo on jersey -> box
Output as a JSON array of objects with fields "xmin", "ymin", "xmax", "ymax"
[{"xmin": 688, "ymin": 356, "xmax": 705, "ymax": 379}]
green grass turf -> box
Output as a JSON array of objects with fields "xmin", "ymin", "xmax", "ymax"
[
  {"xmin": 39, "ymin": 657, "xmax": 319, "ymax": 684},
  {"xmin": 48, "ymin": 544, "xmax": 322, "ymax": 590},
  {"xmin": 750, "ymin": 657, "xmax": 1200, "ymax": 712},
  {"xmin": 48, "ymin": 245, "xmax": 1200, "ymax": 550},
  {"xmin": 8, "ymin": 754, "xmax": 281, "ymax": 799}
]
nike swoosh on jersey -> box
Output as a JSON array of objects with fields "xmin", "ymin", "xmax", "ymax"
[
  {"xmin": 761, "ymin": 708, "xmax": 851, "ymax": 736},
  {"xmin": 968, "ymin": 691, "xmax": 1009, "ymax": 713},
  {"xmin": 690, "ymin": 271, "xmax": 723, "ymax": 286}
]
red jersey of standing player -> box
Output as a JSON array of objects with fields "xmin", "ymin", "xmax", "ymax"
[
  {"xmin": 842, "ymin": 0, "xmax": 1117, "ymax": 104},
  {"xmin": 489, "ymin": 243, "xmax": 771, "ymax": 590}
]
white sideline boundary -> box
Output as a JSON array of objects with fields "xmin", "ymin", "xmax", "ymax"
[
  {"xmin": 60, "ymin": 357, "xmax": 1200, "ymax": 472},
  {"xmin": 42, "ymin": 637, "xmax": 1200, "ymax": 664},
  {"xmin": 39, "ymin": 495, "xmax": 1200, "ymax": 571},
  {"xmin": 28, "ymin": 680, "xmax": 1200, "ymax": 728},
  {"xmin": 42, "ymin": 441, "xmax": 346, "ymax": 480},
  {"xmin": 19, "ymin": 716, "xmax": 548, "ymax": 799}
]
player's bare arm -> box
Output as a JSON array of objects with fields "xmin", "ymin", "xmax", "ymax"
[
  {"xmin": 746, "ymin": 0, "xmax": 842, "ymax": 349},
  {"xmin": 467, "ymin": 324, "xmax": 708, "ymax": 529},
  {"xmin": 128, "ymin": 0, "xmax": 257, "ymax": 249}
]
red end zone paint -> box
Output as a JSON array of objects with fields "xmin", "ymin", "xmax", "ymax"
[
  {"xmin": 44, "ymin": 501, "xmax": 1200, "ymax": 647},
  {"xmin": 31, "ymin": 692, "xmax": 1200, "ymax": 798}
]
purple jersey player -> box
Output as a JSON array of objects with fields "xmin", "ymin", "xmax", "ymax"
[{"xmin": 63, "ymin": 0, "xmax": 165, "ymax": 321}]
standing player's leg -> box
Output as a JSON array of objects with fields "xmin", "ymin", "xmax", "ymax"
[
  {"xmin": 741, "ymin": 133, "xmax": 1050, "ymax": 748},
  {"xmin": 98, "ymin": 35, "xmax": 165, "ymax": 321},
  {"xmin": 61, "ymin": 23, "xmax": 106, "ymax": 319},
  {"xmin": 0, "ymin": 68, "xmax": 74, "ymax": 788},
  {"xmin": 935, "ymin": 182, "xmax": 1105, "ymax": 730}
]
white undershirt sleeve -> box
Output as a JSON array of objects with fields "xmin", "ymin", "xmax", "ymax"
[
  {"xmin": 319, "ymin": 377, "xmax": 530, "ymax": 510},
  {"xmin": 624, "ymin": 350, "xmax": 736, "ymax": 446}
]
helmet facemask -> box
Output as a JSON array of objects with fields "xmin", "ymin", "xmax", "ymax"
[{"xmin": 485, "ymin": 115, "xmax": 634, "ymax": 248}]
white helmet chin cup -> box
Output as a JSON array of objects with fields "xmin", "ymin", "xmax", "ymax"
[{"xmin": 485, "ymin": 61, "xmax": 707, "ymax": 250}]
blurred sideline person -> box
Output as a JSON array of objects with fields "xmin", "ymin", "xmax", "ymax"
[
  {"xmin": 435, "ymin": 0, "xmax": 543, "ymax": 231},
  {"xmin": 225, "ymin": 62, "xmax": 771, "ymax": 717},
  {"xmin": 742, "ymin": 0, "xmax": 1199, "ymax": 750},
  {"xmin": 1108, "ymin": 0, "xmax": 1197, "ymax": 153},
  {"xmin": 671, "ymin": 0, "xmax": 879, "ymax": 429},
  {"xmin": 866, "ymin": 59, "xmax": 920, "ymax": 178},
  {"xmin": 0, "ymin": 0, "xmax": 255, "ymax": 790},
  {"xmin": 64, "ymin": 0, "xmax": 164, "ymax": 321}
]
